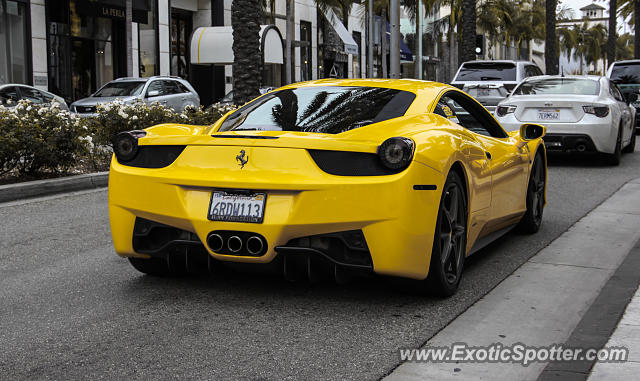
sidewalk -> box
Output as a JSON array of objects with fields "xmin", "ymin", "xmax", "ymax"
[
  {"xmin": 385, "ymin": 178, "xmax": 640, "ymax": 381},
  {"xmin": 588, "ymin": 285, "xmax": 640, "ymax": 380}
]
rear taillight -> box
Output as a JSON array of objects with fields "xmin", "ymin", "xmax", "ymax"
[
  {"xmin": 496, "ymin": 105, "xmax": 516, "ymax": 117},
  {"xmin": 583, "ymin": 105, "xmax": 609, "ymax": 118}
]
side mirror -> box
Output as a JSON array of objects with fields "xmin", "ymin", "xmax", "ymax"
[
  {"xmin": 147, "ymin": 90, "xmax": 160, "ymax": 98},
  {"xmin": 624, "ymin": 92, "xmax": 638, "ymax": 104},
  {"xmin": 519, "ymin": 123, "xmax": 546, "ymax": 141}
]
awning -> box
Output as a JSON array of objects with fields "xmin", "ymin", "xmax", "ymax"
[
  {"xmin": 320, "ymin": 8, "xmax": 359, "ymax": 55},
  {"xmin": 190, "ymin": 25, "xmax": 284, "ymax": 65},
  {"xmin": 382, "ymin": 18, "xmax": 413, "ymax": 62}
]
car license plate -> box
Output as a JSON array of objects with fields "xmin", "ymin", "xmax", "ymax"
[
  {"xmin": 208, "ymin": 191, "xmax": 266, "ymax": 223},
  {"xmin": 537, "ymin": 109, "xmax": 559, "ymax": 120},
  {"xmin": 477, "ymin": 88, "xmax": 490, "ymax": 96}
]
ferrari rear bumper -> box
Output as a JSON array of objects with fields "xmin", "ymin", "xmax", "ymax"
[{"xmin": 108, "ymin": 146, "xmax": 445, "ymax": 280}]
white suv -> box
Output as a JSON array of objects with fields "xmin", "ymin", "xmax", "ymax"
[{"xmin": 451, "ymin": 60, "xmax": 543, "ymax": 112}]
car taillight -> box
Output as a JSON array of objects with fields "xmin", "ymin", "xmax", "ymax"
[
  {"xmin": 583, "ymin": 105, "xmax": 609, "ymax": 118},
  {"xmin": 112, "ymin": 130, "xmax": 147, "ymax": 162},
  {"xmin": 377, "ymin": 137, "xmax": 414, "ymax": 170},
  {"xmin": 496, "ymin": 105, "xmax": 516, "ymax": 117}
]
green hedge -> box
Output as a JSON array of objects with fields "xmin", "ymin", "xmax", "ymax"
[{"xmin": 0, "ymin": 100, "xmax": 235, "ymax": 177}]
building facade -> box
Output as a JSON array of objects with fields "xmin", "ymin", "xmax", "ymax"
[{"xmin": 2, "ymin": 0, "xmax": 381, "ymax": 106}]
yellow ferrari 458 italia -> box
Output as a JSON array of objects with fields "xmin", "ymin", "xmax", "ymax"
[{"xmin": 109, "ymin": 79, "xmax": 547, "ymax": 296}]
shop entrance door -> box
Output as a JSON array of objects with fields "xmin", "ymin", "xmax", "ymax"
[{"xmin": 70, "ymin": 38, "xmax": 96, "ymax": 100}]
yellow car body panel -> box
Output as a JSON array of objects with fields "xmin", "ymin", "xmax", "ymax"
[{"xmin": 108, "ymin": 79, "xmax": 546, "ymax": 280}]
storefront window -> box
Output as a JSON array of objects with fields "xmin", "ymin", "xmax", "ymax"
[
  {"xmin": 171, "ymin": 9, "xmax": 192, "ymax": 79},
  {"xmin": 138, "ymin": 0, "xmax": 157, "ymax": 77},
  {"xmin": 47, "ymin": 0, "xmax": 129, "ymax": 101},
  {"xmin": 0, "ymin": 0, "xmax": 29, "ymax": 85}
]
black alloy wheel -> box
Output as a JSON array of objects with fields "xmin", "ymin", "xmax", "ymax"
[
  {"xmin": 426, "ymin": 171, "xmax": 467, "ymax": 296},
  {"xmin": 517, "ymin": 152, "xmax": 545, "ymax": 234}
]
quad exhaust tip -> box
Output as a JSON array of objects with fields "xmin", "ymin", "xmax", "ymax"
[
  {"xmin": 247, "ymin": 236, "xmax": 264, "ymax": 255},
  {"xmin": 227, "ymin": 235, "xmax": 243, "ymax": 253},
  {"xmin": 207, "ymin": 233, "xmax": 224, "ymax": 252}
]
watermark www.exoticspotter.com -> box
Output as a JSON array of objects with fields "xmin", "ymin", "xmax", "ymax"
[{"xmin": 399, "ymin": 343, "xmax": 629, "ymax": 367}]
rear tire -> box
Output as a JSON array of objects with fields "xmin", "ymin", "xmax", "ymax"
[
  {"xmin": 128, "ymin": 257, "xmax": 171, "ymax": 276},
  {"xmin": 517, "ymin": 152, "xmax": 545, "ymax": 234},
  {"xmin": 623, "ymin": 125, "xmax": 636, "ymax": 153},
  {"xmin": 425, "ymin": 171, "xmax": 467, "ymax": 297},
  {"xmin": 606, "ymin": 127, "xmax": 622, "ymax": 165}
]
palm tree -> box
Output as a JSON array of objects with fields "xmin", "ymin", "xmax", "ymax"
[
  {"xmin": 460, "ymin": 0, "xmax": 477, "ymax": 65},
  {"xmin": 608, "ymin": 0, "xmax": 617, "ymax": 65},
  {"xmin": 616, "ymin": 0, "xmax": 639, "ymax": 58},
  {"xmin": 545, "ymin": 0, "xmax": 558, "ymax": 74},
  {"xmin": 231, "ymin": 0, "xmax": 263, "ymax": 105},
  {"xmin": 616, "ymin": 33, "xmax": 634, "ymax": 60}
]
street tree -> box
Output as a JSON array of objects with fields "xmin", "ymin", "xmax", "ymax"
[{"xmin": 231, "ymin": 0, "xmax": 263, "ymax": 105}]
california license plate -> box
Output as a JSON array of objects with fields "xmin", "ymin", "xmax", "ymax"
[
  {"xmin": 477, "ymin": 88, "xmax": 490, "ymax": 96},
  {"xmin": 537, "ymin": 109, "xmax": 559, "ymax": 120},
  {"xmin": 208, "ymin": 191, "xmax": 266, "ymax": 223}
]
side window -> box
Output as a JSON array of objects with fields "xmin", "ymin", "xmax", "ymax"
[
  {"xmin": 40, "ymin": 91, "xmax": 54, "ymax": 103},
  {"xmin": 434, "ymin": 91, "xmax": 508, "ymax": 138},
  {"xmin": 163, "ymin": 80, "xmax": 183, "ymax": 95},
  {"xmin": 534, "ymin": 66, "xmax": 543, "ymax": 76},
  {"xmin": 0, "ymin": 87, "xmax": 20, "ymax": 105},
  {"xmin": 18, "ymin": 87, "xmax": 44, "ymax": 103},
  {"xmin": 146, "ymin": 81, "xmax": 165, "ymax": 97},
  {"xmin": 176, "ymin": 81, "xmax": 190, "ymax": 93}
]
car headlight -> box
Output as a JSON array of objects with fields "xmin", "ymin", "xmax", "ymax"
[
  {"xmin": 112, "ymin": 130, "xmax": 147, "ymax": 162},
  {"xmin": 496, "ymin": 105, "xmax": 516, "ymax": 117},
  {"xmin": 377, "ymin": 137, "xmax": 414, "ymax": 170},
  {"xmin": 583, "ymin": 105, "xmax": 609, "ymax": 118}
]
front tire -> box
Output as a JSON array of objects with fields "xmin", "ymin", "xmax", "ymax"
[
  {"xmin": 425, "ymin": 171, "xmax": 467, "ymax": 297},
  {"xmin": 517, "ymin": 152, "xmax": 545, "ymax": 234}
]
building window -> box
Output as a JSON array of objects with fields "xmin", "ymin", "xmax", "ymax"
[
  {"xmin": 138, "ymin": 0, "xmax": 158, "ymax": 78},
  {"xmin": 352, "ymin": 31, "xmax": 361, "ymax": 78},
  {"xmin": 170, "ymin": 8, "xmax": 192, "ymax": 79},
  {"xmin": 0, "ymin": 0, "xmax": 30, "ymax": 85},
  {"xmin": 300, "ymin": 21, "xmax": 312, "ymax": 81}
]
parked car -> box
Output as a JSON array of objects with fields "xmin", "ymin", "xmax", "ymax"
[
  {"xmin": 218, "ymin": 87, "xmax": 274, "ymax": 106},
  {"xmin": 607, "ymin": 60, "xmax": 640, "ymax": 133},
  {"xmin": 451, "ymin": 60, "xmax": 543, "ymax": 113},
  {"xmin": 0, "ymin": 84, "xmax": 68, "ymax": 110},
  {"xmin": 494, "ymin": 75, "xmax": 636, "ymax": 165},
  {"xmin": 70, "ymin": 76, "xmax": 200, "ymax": 116}
]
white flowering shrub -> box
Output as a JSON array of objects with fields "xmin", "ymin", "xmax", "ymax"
[
  {"xmin": 85, "ymin": 99, "xmax": 235, "ymax": 148},
  {"xmin": 0, "ymin": 99, "xmax": 234, "ymax": 177},
  {"xmin": 0, "ymin": 101, "xmax": 87, "ymax": 176}
]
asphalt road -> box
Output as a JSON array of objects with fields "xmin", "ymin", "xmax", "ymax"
[{"xmin": 2, "ymin": 149, "xmax": 640, "ymax": 380}]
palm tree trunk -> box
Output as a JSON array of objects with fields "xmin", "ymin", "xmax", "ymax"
[
  {"xmin": 608, "ymin": 0, "xmax": 617, "ymax": 64},
  {"xmin": 635, "ymin": 0, "xmax": 640, "ymax": 58},
  {"xmin": 460, "ymin": 0, "xmax": 476, "ymax": 65},
  {"xmin": 545, "ymin": 0, "xmax": 558, "ymax": 74},
  {"xmin": 231, "ymin": 0, "xmax": 262, "ymax": 104}
]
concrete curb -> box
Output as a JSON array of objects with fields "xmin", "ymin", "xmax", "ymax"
[{"xmin": 0, "ymin": 172, "xmax": 108, "ymax": 203}]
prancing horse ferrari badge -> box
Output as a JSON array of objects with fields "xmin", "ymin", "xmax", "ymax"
[{"xmin": 236, "ymin": 150, "xmax": 249, "ymax": 169}]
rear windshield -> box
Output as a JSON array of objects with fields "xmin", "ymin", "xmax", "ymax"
[
  {"xmin": 610, "ymin": 63, "xmax": 640, "ymax": 84},
  {"xmin": 94, "ymin": 81, "xmax": 146, "ymax": 97},
  {"xmin": 218, "ymin": 86, "xmax": 416, "ymax": 134},
  {"xmin": 513, "ymin": 78, "xmax": 600, "ymax": 96},
  {"xmin": 455, "ymin": 63, "xmax": 517, "ymax": 81}
]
